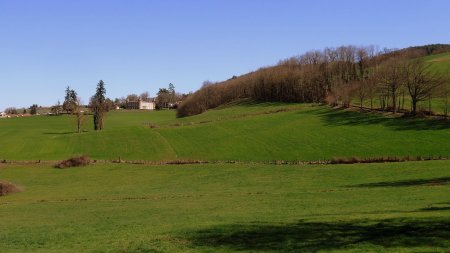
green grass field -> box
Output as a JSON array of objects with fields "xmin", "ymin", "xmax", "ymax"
[
  {"xmin": 1, "ymin": 103, "xmax": 450, "ymax": 161},
  {"xmin": 425, "ymin": 52, "xmax": 450, "ymax": 74},
  {"xmin": 1, "ymin": 161, "xmax": 449, "ymax": 252},
  {"xmin": 1, "ymin": 93, "xmax": 450, "ymax": 252}
]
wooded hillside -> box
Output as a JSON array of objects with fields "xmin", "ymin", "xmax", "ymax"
[{"xmin": 177, "ymin": 44, "xmax": 450, "ymax": 117}]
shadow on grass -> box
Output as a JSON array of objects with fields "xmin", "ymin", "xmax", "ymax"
[
  {"xmin": 421, "ymin": 206, "xmax": 450, "ymax": 211},
  {"xmin": 420, "ymin": 202, "xmax": 450, "ymax": 212},
  {"xmin": 216, "ymin": 99, "xmax": 301, "ymax": 110},
  {"xmin": 43, "ymin": 132, "xmax": 74, "ymax": 135},
  {"xmin": 317, "ymin": 108, "xmax": 450, "ymax": 130},
  {"xmin": 349, "ymin": 177, "xmax": 450, "ymax": 188},
  {"xmin": 43, "ymin": 130, "xmax": 89, "ymax": 135},
  {"xmin": 187, "ymin": 218, "xmax": 450, "ymax": 252}
]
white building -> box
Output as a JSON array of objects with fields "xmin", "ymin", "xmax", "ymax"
[
  {"xmin": 126, "ymin": 99, "xmax": 155, "ymax": 110},
  {"xmin": 0, "ymin": 112, "xmax": 6, "ymax": 118},
  {"xmin": 139, "ymin": 100, "xmax": 155, "ymax": 110}
]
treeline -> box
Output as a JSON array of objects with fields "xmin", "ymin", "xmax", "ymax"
[
  {"xmin": 113, "ymin": 83, "xmax": 186, "ymax": 109},
  {"xmin": 177, "ymin": 44, "xmax": 450, "ymax": 117}
]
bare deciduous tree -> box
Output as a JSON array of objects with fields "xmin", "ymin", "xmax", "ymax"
[
  {"xmin": 74, "ymin": 98, "xmax": 86, "ymax": 133},
  {"xmin": 140, "ymin": 92, "xmax": 149, "ymax": 101},
  {"xmin": 176, "ymin": 45, "xmax": 449, "ymax": 117},
  {"xmin": 404, "ymin": 60, "xmax": 444, "ymax": 115},
  {"xmin": 379, "ymin": 59, "xmax": 404, "ymax": 114}
]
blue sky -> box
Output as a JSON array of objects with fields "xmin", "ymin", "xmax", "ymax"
[{"xmin": 1, "ymin": 0, "xmax": 449, "ymax": 111}]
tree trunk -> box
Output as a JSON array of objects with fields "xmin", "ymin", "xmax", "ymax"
[
  {"xmin": 93, "ymin": 112, "xmax": 98, "ymax": 131},
  {"xmin": 445, "ymin": 96, "xmax": 449, "ymax": 117},
  {"xmin": 77, "ymin": 114, "xmax": 81, "ymax": 133},
  {"xmin": 428, "ymin": 95, "xmax": 432, "ymax": 115},
  {"xmin": 412, "ymin": 99, "xmax": 417, "ymax": 116},
  {"xmin": 401, "ymin": 90, "xmax": 405, "ymax": 110},
  {"xmin": 392, "ymin": 90, "xmax": 397, "ymax": 114}
]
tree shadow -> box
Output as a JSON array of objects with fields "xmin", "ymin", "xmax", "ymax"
[
  {"xmin": 348, "ymin": 177, "xmax": 450, "ymax": 188},
  {"xmin": 43, "ymin": 131, "xmax": 75, "ymax": 135},
  {"xmin": 43, "ymin": 130, "xmax": 89, "ymax": 135},
  {"xmin": 421, "ymin": 206, "xmax": 450, "ymax": 211},
  {"xmin": 217, "ymin": 99, "xmax": 299, "ymax": 109},
  {"xmin": 316, "ymin": 108, "xmax": 450, "ymax": 131},
  {"xmin": 420, "ymin": 202, "xmax": 450, "ymax": 212},
  {"xmin": 186, "ymin": 218, "xmax": 450, "ymax": 252}
]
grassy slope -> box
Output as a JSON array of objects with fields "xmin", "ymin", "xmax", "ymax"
[
  {"xmin": 423, "ymin": 52, "xmax": 450, "ymax": 113},
  {"xmin": 0, "ymin": 161, "xmax": 449, "ymax": 252},
  {"xmin": 159, "ymin": 105, "xmax": 450, "ymax": 161},
  {"xmin": 424, "ymin": 52, "xmax": 450, "ymax": 74},
  {"xmin": 1, "ymin": 103, "xmax": 450, "ymax": 161}
]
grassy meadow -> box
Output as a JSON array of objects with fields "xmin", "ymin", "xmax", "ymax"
[
  {"xmin": 1, "ymin": 102, "xmax": 450, "ymax": 161},
  {"xmin": 0, "ymin": 161, "xmax": 449, "ymax": 252},
  {"xmin": 1, "ymin": 94, "xmax": 450, "ymax": 252},
  {"xmin": 425, "ymin": 51, "xmax": 450, "ymax": 74}
]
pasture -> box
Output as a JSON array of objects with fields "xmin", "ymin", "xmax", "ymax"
[
  {"xmin": 0, "ymin": 103, "xmax": 450, "ymax": 162},
  {"xmin": 0, "ymin": 161, "xmax": 449, "ymax": 252},
  {"xmin": 1, "ymin": 101, "xmax": 450, "ymax": 252}
]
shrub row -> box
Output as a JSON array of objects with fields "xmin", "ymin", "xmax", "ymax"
[{"xmin": 330, "ymin": 156, "xmax": 446, "ymax": 164}]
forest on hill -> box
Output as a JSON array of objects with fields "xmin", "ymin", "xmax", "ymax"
[{"xmin": 177, "ymin": 44, "xmax": 450, "ymax": 117}]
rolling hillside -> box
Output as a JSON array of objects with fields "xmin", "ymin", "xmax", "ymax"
[
  {"xmin": 1, "ymin": 102, "xmax": 449, "ymax": 161},
  {"xmin": 0, "ymin": 51, "xmax": 449, "ymax": 253},
  {"xmin": 425, "ymin": 51, "xmax": 450, "ymax": 76}
]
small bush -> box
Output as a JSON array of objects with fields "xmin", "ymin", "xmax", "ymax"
[
  {"xmin": 0, "ymin": 181, "xmax": 21, "ymax": 196},
  {"xmin": 55, "ymin": 155, "xmax": 90, "ymax": 169}
]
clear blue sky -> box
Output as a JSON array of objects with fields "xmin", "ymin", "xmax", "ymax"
[{"xmin": 1, "ymin": 0, "xmax": 449, "ymax": 111}]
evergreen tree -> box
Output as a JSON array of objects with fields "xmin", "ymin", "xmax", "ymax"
[
  {"xmin": 168, "ymin": 83, "xmax": 175, "ymax": 95},
  {"xmin": 29, "ymin": 104, "xmax": 38, "ymax": 115},
  {"xmin": 63, "ymin": 86, "xmax": 78, "ymax": 114},
  {"xmin": 91, "ymin": 80, "xmax": 107, "ymax": 131}
]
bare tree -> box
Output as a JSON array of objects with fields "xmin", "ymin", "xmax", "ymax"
[
  {"xmin": 5, "ymin": 107, "xmax": 18, "ymax": 115},
  {"xmin": 404, "ymin": 60, "xmax": 444, "ymax": 115},
  {"xmin": 51, "ymin": 101, "xmax": 62, "ymax": 115},
  {"xmin": 140, "ymin": 92, "xmax": 149, "ymax": 101},
  {"xmin": 354, "ymin": 81, "xmax": 368, "ymax": 110},
  {"xmin": 126, "ymin": 94, "xmax": 139, "ymax": 101},
  {"xmin": 176, "ymin": 44, "xmax": 449, "ymax": 117},
  {"xmin": 74, "ymin": 98, "xmax": 85, "ymax": 133},
  {"xmin": 379, "ymin": 59, "xmax": 404, "ymax": 114}
]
